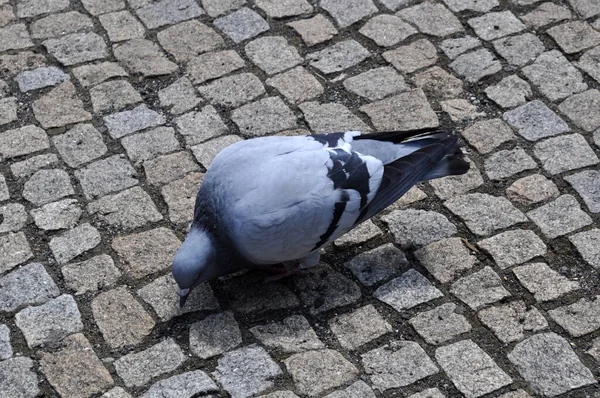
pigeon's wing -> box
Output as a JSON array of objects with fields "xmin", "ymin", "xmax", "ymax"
[{"xmin": 204, "ymin": 133, "xmax": 384, "ymax": 264}]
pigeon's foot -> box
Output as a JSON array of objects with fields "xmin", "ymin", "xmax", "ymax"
[{"xmin": 257, "ymin": 262, "xmax": 308, "ymax": 283}]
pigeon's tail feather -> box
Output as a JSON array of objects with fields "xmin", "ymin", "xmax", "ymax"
[
  {"xmin": 422, "ymin": 139, "xmax": 469, "ymax": 180},
  {"xmin": 355, "ymin": 128, "xmax": 445, "ymax": 143}
]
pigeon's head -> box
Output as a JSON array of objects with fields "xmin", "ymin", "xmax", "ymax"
[{"xmin": 172, "ymin": 226, "xmax": 216, "ymax": 307}]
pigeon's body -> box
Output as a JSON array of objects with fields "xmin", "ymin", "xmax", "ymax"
[{"xmin": 173, "ymin": 130, "xmax": 469, "ymax": 304}]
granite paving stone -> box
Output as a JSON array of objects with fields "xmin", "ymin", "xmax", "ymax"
[
  {"xmin": 503, "ymin": 100, "xmax": 569, "ymax": 142},
  {"xmin": 461, "ymin": 119, "xmax": 515, "ymax": 154},
  {"xmin": 214, "ymin": 345, "xmax": 282, "ymax": 398},
  {"xmin": 443, "ymin": 0, "xmax": 498, "ymax": 12},
  {"xmin": 0, "ymin": 51, "xmax": 46, "ymax": 78},
  {"xmin": 103, "ymin": 104, "xmax": 165, "ymax": 139},
  {"xmin": 73, "ymin": 62, "xmax": 128, "ymax": 88},
  {"xmin": 412, "ymin": 66, "xmax": 463, "ymax": 100},
  {"xmin": 213, "ymin": 8, "xmax": 269, "ymax": 43},
  {"xmin": 232, "ymin": 97, "xmax": 297, "ymax": 136},
  {"xmin": 441, "ymin": 99, "xmax": 485, "ymax": 122},
  {"xmin": 359, "ymin": 15, "xmax": 416, "ymax": 47},
  {"xmin": 198, "ymin": 73, "xmax": 265, "ymax": 108},
  {"xmin": 141, "ymin": 370, "xmax": 218, "ymax": 398},
  {"xmin": 565, "ymin": 170, "xmax": 600, "ymax": 213},
  {"xmin": 61, "ymin": 254, "xmax": 121, "ymax": 295},
  {"xmin": 0, "ymin": 357, "xmax": 39, "ymax": 398},
  {"xmin": 382, "ymin": 209, "xmax": 456, "ymax": 248},
  {"xmin": 113, "ymin": 39, "xmax": 178, "ymax": 77},
  {"xmin": 513, "ymin": 262, "xmax": 580, "ymax": 301},
  {"xmin": 484, "ymin": 148, "xmax": 537, "ymax": 180},
  {"xmin": 189, "ymin": 311, "xmax": 242, "ymax": 359},
  {"xmin": 570, "ymin": 229, "xmax": 600, "ymax": 268},
  {"xmin": 330, "ymin": 305, "xmax": 392, "ymax": 349},
  {"xmin": 99, "ymin": 10, "xmax": 145, "ymax": 42},
  {"xmin": 32, "ymin": 82, "xmax": 91, "ymax": 128},
  {"xmin": 0, "ymin": 263, "xmax": 60, "ymax": 313},
  {"xmin": 158, "ymin": 78, "xmax": 200, "ymax": 115},
  {"xmin": 409, "ymin": 303, "xmax": 472, "ymax": 345},
  {"xmin": 568, "ymin": 0, "xmax": 600, "ymax": 18},
  {"xmin": 520, "ymin": 3, "xmax": 572, "ymax": 28},
  {"xmin": 522, "ymin": 51, "xmax": 588, "ymax": 102},
  {"xmin": 222, "ymin": 273, "xmax": 299, "ymax": 314},
  {"xmin": 414, "ymin": 237, "xmax": 478, "ymax": 283},
  {"xmin": 17, "ymin": 0, "xmax": 69, "ymax": 17},
  {"xmin": 157, "ymin": 20, "xmax": 223, "ymax": 62},
  {"xmin": 534, "ymin": 134, "xmax": 598, "ymax": 175},
  {"xmin": 375, "ymin": 269, "xmax": 443, "ymax": 312},
  {"xmin": 558, "ymin": 89, "xmax": 600, "ymax": 132},
  {"xmin": 135, "ymin": 0, "xmax": 203, "ymax": 29},
  {"xmin": 508, "ymin": 333, "xmax": 595, "ymax": 397},
  {"xmin": 478, "ymin": 301, "xmax": 548, "ymax": 343},
  {"xmin": 22, "ymin": 169, "xmax": 74, "ymax": 206},
  {"xmin": 287, "ymin": 14, "xmax": 337, "ymax": 46},
  {"xmin": 9, "ymin": 154, "xmax": 60, "ymax": 179},
  {"xmin": 120, "ymin": 126, "xmax": 180, "ymax": 164},
  {"xmin": 577, "ymin": 46, "xmax": 600, "ymax": 84},
  {"xmin": 548, "ymin": 21, "xmax": 600, "ymax": 54},
  {"xmin": 267, "ymin": 67, "xmax": 324, "ymax": 104},
  {"xmin": 92, "ymin": 286, "xmax": 155, "ymax": 348},
  {"xmin": 114, "ymin": 339, "xmax": 186, "ymax": 387},
  {"xmin": 80, "ymin": 0, "xmax": 125, "ymax": 15},
  {"xmin": 428, "ymin": 160, "xmax": 484, "ymax": 200},
  {"xmin": 398, "ymin": 3, "xmax": 463, "ymax": 37},
  {"xmin": 321, "ymin": 0, "xmax": 377, "ymax": 28},
  {"xmin": 88, "ymin": 186, "xmax": 162, "ymax": 229},
  {"xmin": 344, "ymin": 243, "xmax": 407, "ymax": 286},
  {"xmin": 333, "ymin": 219, "xmax": 382, "ymax": 247},
  {"xmin": 549, "ymin": 297, "xmax": 600, "ymax": 337},
  {"xmin": 31, "ymin": 11, "xmax": 93, "ymax": 39},
  {"xmin": 324, "ymin": 381, "xmax": 376, "ymax": 398},
  {"xmin": 111, "ymin": 227, "xmax": 180, "ymax": 279},
  {"xmin": 138, "ymin": 274, "xmax": 219, "ymax": 321},
  {"xmin": 90, "ymin": 80, "xmax": 142, "ymax": 114},
  {"xmin": 384, "ymin": 39, "xmax": 437, "ymax": 74},
  {"xmin": 201, "ymin": 0, "xmax": 246, "ymax": 17},
  {"xmin": 450, "ymin": 266, "xmax": 511, "ymax": 310},
  {"xmin": 49, "ymin": 222, "xmax": 101, "ymax": 264},
  {"xmin": 75, "ymin": 155, "xmax": 138, "ymax": 199},
  {"xmin": 440, "ymin": 36, "xmax": 481, "ymax": 60},
  {"xmin": 0, "ymin": 232, "xmax": 33, "ymax": 273},
  {"xmin": 15, "ymin": 294, "xmax": 83, "ymax": 347},
  {"xmin": 0, "ymin": 324, "xmax": 11, "ymax": 360},
  {"xmin": 143, "ymin": 151, "xmax": 201, "ymax": 185},
  {"xmin": 0, "ymin": 203, "xmax": 27, "ymax": 233},
  {"xmin": 186, "ymin": 50, "xmax": 245, "ymax": 85},
  {"xmin": 15, "ymin": 66, "xmax": 69, "ymax": 92},
  {"xmin": 43, "ymin": 33, "xmax": 107, "ymax": 66},
  {"xmin": 245, "ymin": 36, "xmax": 302, "ymax": 75},
  {"xmin": 255, "ymin": 0, "xmax": 312, "ymax": 18},
  {"xmin": 191, "ymin": 135, "xmax": 243, "ymax": 168},
  {"xmin": 308, "ymin": 40, "xmax": 369, "ymax": 74},
  {"xmin": 408, "ymin": 389, "xmax": 446, "ymax": 398},
  {"xmin": 435, "ymin": 340, "xmax": 512, "ymax": 397},
  {"xmin": 361, "ymin": 341, "xmax": 438, "ymax": 391},
  {"xmin": 161, "ymin": 172, "xmax": 203, "ymax": 224},
  {"xmin": 250, "ymin": 315, "xmax": 324, "ymax": 354},
  {"xmin": 361, "ymin": 89, "xmax": 438, "ymax": 131},
  {"xmin": 0, "ymin": 23, "xmax": 32, "ymax": 52},
  {"xmin": 285, "ymin": 349, "xmax": 358, "ymax": 396},
  {"xmin": 468, "ymin": 11, "xmax": 525, "ymax": 41},
  {"xmin": 450, "ymin": 49, "xmax": 501, "ymax": 83},
  {"xmin": 300, "ymin": 102, "xmax": 370, "ymax": 133},
  {"xmin": 0, "ymin": 173, "xmax": 7, "ymax": 200},
  {"xmin": 485, "ymin": 75, "xmax": 532, "ymax": 108},
  {"xmin": 478, "ymin": 230, "xmax": 545, "ymax": 268},
  {"xmin": 52, "ymin": 124, "xmax": 107, "ymax": 168}
]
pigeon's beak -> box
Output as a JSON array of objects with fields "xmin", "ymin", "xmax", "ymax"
[{"xmin": 178, "ymin": 287, "xmax": 190, "ymax": 308}]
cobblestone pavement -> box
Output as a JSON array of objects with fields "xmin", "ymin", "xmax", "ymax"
[{"xmin": 1, "ymin": 0, "xmax": 600, "ymax": 397}]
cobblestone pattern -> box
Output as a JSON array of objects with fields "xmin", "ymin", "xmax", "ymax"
[{"xmin": 0, "ymin": 0, "xmax": 599, "ymax": 397}]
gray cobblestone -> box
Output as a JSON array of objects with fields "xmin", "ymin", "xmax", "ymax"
[
  {"xmin": 450, "ymin": 49, "xmax": 501, "ymax": 83},
  {"xmin": 570, "ymin": 229, "xmax": 600, "ymax": 268},
  {"xmin": 548, "ymin": 21, "xmax": 600, "ymax": 54},
  {"xmin": 451, "ymin": 266, "xmax": 511, "ymax": 310},
  {"xmin": 375, "ymin": 269, "xmax": 443, "ymax": 311},
  {"xmin": 141, "ymin": 370, "xmax": 217, "ymax": 398},
  {"xmin": 143, "ymin": 151, "xmax": 201, "ymax": 185},
  {"xmin": 534, "ymin": 134, "xmax": 598, "ymax": 175},
  {"xmin": 75, "ymin": 155, "xmax": 138, "ymax": 199},
  {"xmin": 198, "ymin": 73, "xmax": 265, "ymax": 108},
  {"xmin": 484, "ymin": 148, "xmax": 537, "ymax": 180},
  {"xmin": 157, "ymin": 20, "xmax": 223, "ymax": 62},
  {"xmin": 485, "ymin": 75, "xmax": 532, "ymax": 108},
  {"xmin": 10, "ymin": 154, "xmax": 59, "ymax": 179},
  {"xmin": 503, "ymin": 100, "xmax": 569, "ymax": 142},
  {"xmin": 158, "ymin": 78, "xmax": 200, "ymax": 115},
  {"xmin": 344, "ymin": 243, "xmax": 407, "ymax": 286},
  {"xmin": 443, "ymin": 0, "xmax": 498, "ymax": 12},
  {"xmin": 114, "ymin": 39, "xmax": 178, "ymax": 77},
  {"xmin": 250, "ymin": 315, "xmax": 324, "ymax": 354},
  {"xmin": 384, "ymin": 39, "xmax": 437, "ymax": 74},
  {"xmin": 461, "ymin": 119, "xmax": 515, "ymax": 154},
  {"xmin": 0, "ymin": 263, "xmax": 59, "ymax": 313},
  {"xmin": 15, "ymin": 66, "xmax": 69, "ymax": 92},
  {"xmin": 478, "ymin": 229, "xmax": 546, "ymax": 268},
  {"xmin": 136, "ymin": 0, "xmax": 202, "ymax": 29},
  {"xmin": 0, "ymin": 324, "xmax": 11, "ymax": 360},
  {"xmin": 32, "ymin": 82, "xmax": 91, "ymax": 128},
  {"xmin": 73, "ymin": 62, "xmax": 128, "ymax": 87},
  {"xmin": 398, "ymin": 3, "xmax": 463, "ymax": 37},
  {"xmin": 0, "ymin": 232, "xmax": 33, "ymax": 273},
  {"xmin": 330, "ymin": 305, "xmax": 392, "ymax": 349},
  {"xmin": 321, "ymin": 0, "xmax": 377, "ymax": 28},
  {"xmin": 90, "ymin": 80, "xmax": 142, "ymax": 114},
  {"xmin": 187, "ymin": 50, "xmax": 245, "ymax": 85},
  {"xmin": 478, "ymin": 301, "xmax": 547, "ymax": 343},
  {"xmin": 0, "ymin": 23, "xmax": 32, "ymax": 52},
  {"xmin": 22, "ymin": 169, "xmax": 74, "ymax": 206},
  {"xmin": 287, "ymin": 14, "xmax": 337, "ymax": 46},
  {"xmin": 413, "ymin": 66, "xmax": 463, "ymax": 100},
  {"xmin": 49, "ymin": 222, "xmax": 101, "ymax": 264},
  {"xmin": 409, "ymin": 303, "xmax": 472, "ymax": 345},
  {"xmin": 414, "ymin": 237, "xmax": 477, "ymax": 283},
  {"xmin": 361, "ymin": 89, "xmax": 438, "ymax": 131},
  {"xmin": 549, "ymin": 297, "xmax": 600, "ymax": 337},
  {"xmin": 440, "ymin": 36, "xmax": 481, "ymax": 60},
  {"xmin": 245, "ymin": 36, "xmax": 302, "ymax": 75},
  {"xmin": 521, "ymin": 3, "xmax": 572, "ymax": 28},
  {"xmin": 300, "ymin": 101, "xmax": 369, "ymax": 133},
  {"xmin": 577, "ymin": 46, "xmax": 600, "ymax": 84},
  {"xmin": 232, "ymin": 97, "xmax": 297, "ymax": 137},
  {"xmin": 30, "ymin": 11, "xmax": 93, "ymax": 39},
  {"xmin": 383, "ymin": 208, "xmax": 456, "ymax": 248},
  {"xmin": 121, "ymin": 127, "xmax": 180, "ymax": 164},
  {"xmin": 333, "ymin": 219, "xmax": 382, "ymax": 247},
  {"xmin": 104, "ymin": 105, "xmax": 165, "ymax": 139},
  {"xmin": 513, "ymin": 262, "xmax": 579, "ymax": 301},
  {"xmin": 99, "ymin": 10, "xmax": 145, "ymax": 42},
  {"xmin": 52, "ymin": 124, "xmax": 107, "ymax": 168},
  {"xmin": 558, "ymin": 89, "xmax": 600, "ymax": 132},
  {"xmin": 213, "ymin": 7, "xmax": 269, "ymax": 44},
  {"xmin": 359, "ymin": 15, "xmax": 416, "ymax": 47},
  {"xmin": 565, "ymin": 170, "xmax": 600, "ymax": 213},
  {"xmin": 191, "ymin": 135, "xmax": 243, "ymax": 168},
  {"xmin": 61, "ymin": 254, "xmax": 121, "ymax": 295},
  {"xmin": 468, "ymin": 11, "xmax": 525, "ymax": 41},
  {"xmin": 161, "ymin": 172, "xmax": 203, "ymax": 224},
  {"xmin": 308, "ymin": 40, "xmax": 369, "ymax": 74},
  {"xmin": 0, "ymin": 357, "xmax": 39, "ymax": 398},
  {"xmin": 202, "ymin": 0, "xmax": 245, "ymax": 17},
  {"xmin": 267, "ymin": 67, "xmax": 324, "ymax": 104},
  {"xmin": 44, "ymin": 33, "xmax": 107, "ymax": 66},
  {"xmin": 88, "ymin": 186, "xmax": 162, "ymax": 229},
  {"xmin": 189, "ymin": 311, "xmax": 242, "ymax": 359},
  {"xmin": 0, "ymin": 203, "xmax": 27, "ymax": 233},
  {"xmin": 81, "ymin": 0, "xmax": 124, "ymax": 15}
]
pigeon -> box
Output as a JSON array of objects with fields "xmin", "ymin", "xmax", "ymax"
[{"xmin": 172, "ymin": 129, "xmax": 469, "ymax": 306}]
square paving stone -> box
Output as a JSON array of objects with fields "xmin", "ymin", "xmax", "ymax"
[
  {"xmin": 570, "ymin": 229, "xmax": 600, "ymax": 268},
  {"xmin": 342, "ymin": 65, "xmax": 406, "ymax": 101},
  {"xmin": 267, "ymin": 67, "xmax": 323, "ymax": 104},
  {"xmin": 565, "ymin": 170, "xmax": 600, "ymax": 213},
  {"xmin": 0, "ymin": 357, "xmax": 39, "ymax": 398},
  {"xmin": 398, "ymin": 3, "xmax": 463, "ymax": 37},
  {"xmin": 413, "ymin": 66, "xmax": 463, "ymax": 100},
  {"xmin": 10, "ymin": 154, "xmax": 60, "ymax": 180},
  {"xmin": 520, "ymin": 3, "xmax": 572, "ymax": 28},
  {"xmin": 22, "ymin": 168, "xmax": 74, "ymax": 206},
  {"xmin": 121, "ymin": 126, "xmax": 180, "ymax": 164},
  {"xmin": 157, "ymin": 20, "xmax": 223, "ymax": 62},
  {"xmin": 293, "ymin": 264, "xmax": 361, "ymax": 314},
  {"xmin": 0, "ymin": 173, "xmax": 7, "ymax": 200},
  {"xmin": 428, "ymin": 160, "xmax": 484, "ymax": 200},
  {"xmin": 577, "ymin": 46, "xmax": 600, "ymax": 84},
  {"xmin": 382, "ymin": 209, "xmax": 456, "ymax": 248},
  {"xmin": 186, "ymin": 50, "xmax": 245, "ymax": 85},
  {"xmin": 115, "ymin": 339, "xmax": 185, "ymax": 387},
  {"xmin": 222, "ymin": 272, "xmax": 299, "ymax": 314},
  {"xmin": 52, "ymin": 124, "xmax": 107, "ymax": 168},
  {"xmin": 508, "ymin": 333, "xmax": 595, "ymax": 397},
  {"xmin": 138, "ymin": 273, "xmax": 219, "ymax": 321},
  {"xmin": 0, "ymin": 203, "xmax": 27, "ymax": 234},
  {"xmin": 99, "ymin": 10, "xmax": 145, "ymax": 42},
  {"xmin": 333, "ymin": 219, "xmax": 383, "ymax": 247},
  {"xmin": 435, "ymin": 340, "xmax": 512, "ymax": 397},
  {"xmin": 15, "ymin": 294, "xmax": 83, "ymax": 348},
  {"xmin": 359, "ymin": 15, "xmax": 416, "ymax": 47},
  {"xmin": 485, "ymin": 75, "xmax": 532, "ymax": 108},
  {"xmin": 360, "ymin": 89, "xmax": 438, "ymax": 131},
  {"xmin": 461, "ymin": 119, "xmax": 515, "ymax": 154},
  {"xmin": 344, "ymin": 243, "xmax": 407, "ymax": 286},
  {"xmin": 32, "ymin": 82, "xmax": 91, "ymax": 128},
  {"xmin": 568, "ymin": 0, "xmax": 600, "ymax": 18},
  {"xmin": 522, "ymin": 51, "xmax": 588, "ymax": 102},
  {"xmin": 49, "ymin": 223, "xmax": 101, "ymax": 264},
  {"xmin": 81, "ymin": 0, "xmax": 124, "ymax": 15},
  {"xmin": 92, "ymin": 286, "xmax": 155, "ymax": 349},
  {"xmin": 141, "ymin": 371, "xmax": 217, "ymax": 398},
  {"xmin": 0, "ymin": 23, "xmax": 33, "ymax": 52},
  {"xmin": 189, "ymin": 311, "xmax": 242, "ymax": 359},
  {"xmin": 287, "ymin": 14, "xmax": 337, "ymax": 47},
  {"xmin": 250, "ymin": 315, "xmax": 324, "ymax": 354},
  {"xmin": 324, "ymin": 381, "xmax": 376, "ymax": 398},
  {"xmin": 409, "ymin": 303, "xmax": 472, "ymax": 345},
  {"xmin": 214, "ymin": 345, "xmax": 282, "ymax": 398},
  {"xmin": 255, "ymin": 0, "xmax": 312, "ymax": 18},
  {"xmin": 445, "ymin": 193, "xmax": 527, "ymax": 236},
  {"xmin": 144, "ymin": 151, "xmax": 201, "ymax": 185},
  {"xmin": 31, "ymin": 11, "xmax": 93, "ymax": 40},
  {"xmin": 88, "ymin": 186, "xmax": 162, "ymax": 229},
  {"xmin": 43, "ymin": 33, "xmax": 107, "ymax": 66},
  {"xmin": 104, "ymin": 104, "xmax": 165, "ymax": 139},
  {"xmin": 198, "ymin": 73, "xmax": 265, "ymax": 108},
  {"xmin": 75, "ymin": 155, "xmax": 138, "ymax": 199},
  {"xmin": 321, "ymin": 0, "xmax": 377, "ymax": 28},
  {"xmin": 191, "ymin": 135, "xmax": 243, "ymax": 168},
  {"xmin": 375, "ymin": 269, "xmax": 443, "ymax": 312},
  {"xmin": 0, "ymin": 232, "xmax": 33, "ymax": 274},
  {"xmin": 158, "ymin": 78, "xmax": 201, "ymax": 115},
  {"xmin": 440, "ymin": 36, "xmax": 481, "ymax": 60},
  {"xmin": 414, "ymin": 237, "xmax": 477, "ymax": 283},
  {"xmin": 548, "ymin": 21, "xmax": 600, "ymax": 54},
  {"xmin": 443, "ymin": 0, "xmax": 498, "ymax": 12},
  {"xmin": 112, "ymin": 227, "xmax": 180, "ymax": 279},
  {"xmin": 361, "ymin": 341, "xmax": 438, "ymax": 391},
  {"xmin": 17, "ymin": 0, "xmax": 69, "ymax": 17},
  {"xmin": 135, "ymin": 0, "xmax": 203, "ymax": 29},
  {"xmin": 40, "ymin": 334, "xmax": 113, "ymax": 398},
  {"xmin": 61, "ymin": 254, "xmax": 121, "ymax": 295},
  {"xmin": 450, "ymin": 49, "xmax": 501, "ymax": 83},
  {"xmin": 201, "ymin": 0, "xmax": 246, "ymax": 17},
  {"xmin": 15, "ymin": 66, "xmax": 69, "ymax": 92},
  {"xmin": 503, "ymin": 100, "xmax": 569, "ymax": 142},
  {"xmin": 549, "ymin": 296, "xmax": 600, "ymax": 337},
  {"xmin": 558, "ymin": 89, "xmax": 600, "ymax": 132},
  {"xmin": 384, "ymin": 39, "xmax": 437, "ymax": 74},
  {"xmin": 450, "ymin": 266, "xmax": 510, "ymax": 310},
  {"xmin": 329, "ymin": 305, "xmax": 392, "ymax": 350},
  {"xmin": 213, "ymin": 7, "xmax": 269, "ymax": 43},
  {"xmin": 478, "ymin": 301, "xmax": 547, "ymax": 343},
  {"xmin": 161, "ymin": 172, "xmax": 203, "ymax": 224},
  {"xmin": 308, "ymin": 40, "xmax": 369, "ymax": 74},
  {"xmin": 468, "ymin": 11, "xmax": 525, "ymax": 41},
  {"xmin": 299, "ymin": 102, "xmax": 370, "ymax": 133},
  {"xmin": 0, "ymin": 263, "xmax": 59, "ymax": 313},
  {"xmin": 90, "ymin": 79, "xmax": 142, "ymax": 114},
  {"xmin": 0, "ymin": 51, "xmax": 46, "ymax": 78},
  {"xmin": 534, "ymin": 134, "xmax": 598, "ymax": 175},
  {"xmin": 72, "ymin": 62, "xmax": 128, "ymax": 88},
  {"xmin": 285, "ymin": 349, "xmax": 357, "ymax": 396},
  {"xmin": 506, "ymin": 174, "xmax": 559, "ymax": 205},
  {"xmin": 512, "ymin": 262, "xmax": 580, "ymax": 302},
  {"xmin": 245, "ymin": 36, "xmax": 302, "ymax": 75},
  {"xmin": 440, "ymin": 99, "xmax": 484, "ymax": 122},
  {"xmin": 0, "ymin": 324, "xmax": 11, "ymax": 360},
  {"xmin": 113, "ymin": 39, "xmax": 178, "ymax": 77},
  {"xmin": 478, "ymin": 229, "xmax": 545, "ymax": 269},
  {"xmin": 232, "ymin": 97, "xmax": 297, "ymax": 137},
  {"xmin": 484, "ymin": 148, "xmax": 537, "ymax": 180}
]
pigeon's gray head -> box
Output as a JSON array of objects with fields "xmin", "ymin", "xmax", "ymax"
[{"xmin": 172, "ymin": 227, "xmax": 216, "ymax": 307}]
